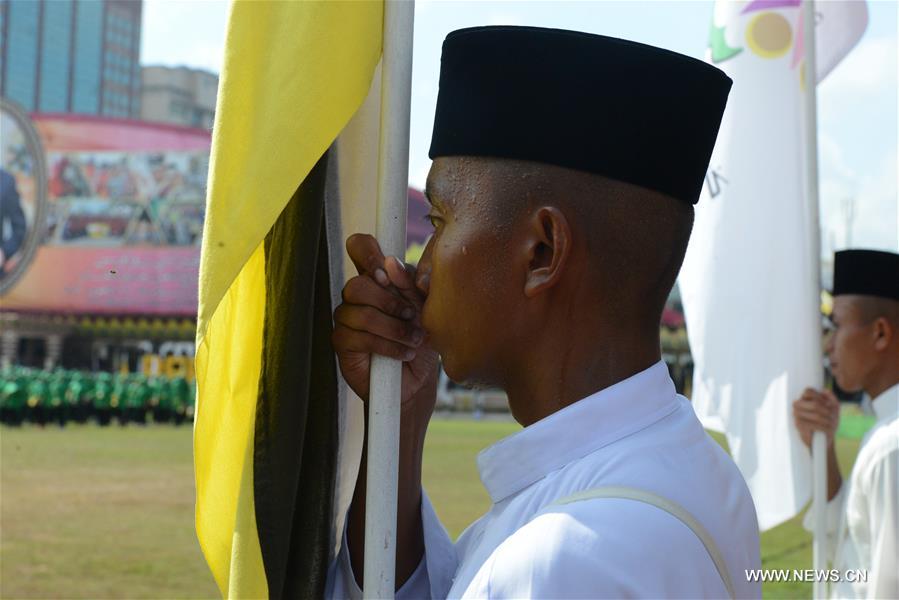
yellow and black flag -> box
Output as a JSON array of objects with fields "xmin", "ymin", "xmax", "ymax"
[{"xmin": 194, "ymin": 2, "xmax": 387, "ymax": 596}]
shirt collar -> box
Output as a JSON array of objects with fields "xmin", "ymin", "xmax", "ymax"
[
  {"xmin": 872, "ymin": 382, "xmax": 899, "ymax": 423},
  {"xmin": 476, "ymin": 360, "xmax": 680, "ymax": 504}
]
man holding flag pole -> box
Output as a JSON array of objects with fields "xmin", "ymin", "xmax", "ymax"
[
  {"xmin": 328, "ymin": 24, "xmax": 761, "ymax": 600},
  {"xmin": 794, "ymin": 249, "xmax": 899, "ymax": 600},
  {"xmin": 794, "ymin": 9, "xmax": 896, "ymax": 600},
  {"xmin": 193, "ymin": 1, "xmax": 899, "ymax": 598},
  {"xmin": 679, "ymin": 0, "xmax": 875, "ymax": 598}
]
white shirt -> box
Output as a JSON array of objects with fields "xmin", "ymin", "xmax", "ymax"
[
  {"xmin": 328, "ymin": 361, "xmax": 761, "ymax": 599},
  {"xmin": 803, "ymin": 383, "xmax": 899, "ymax": 599}
]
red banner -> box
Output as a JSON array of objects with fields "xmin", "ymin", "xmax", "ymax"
[
  {"xmin": 34, "ymin": 113, "xmax": 211, "ymax": 152},
  {"xmin": 2, "ymin": 246, "xmax": 199, "ymax": 316}
]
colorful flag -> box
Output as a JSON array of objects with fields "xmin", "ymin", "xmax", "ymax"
[
  {"xmin": 679, "ymin": 0, "xmax": 867, "ymax": 530},
  {"xmin": 193, "ymin": 1, "xmax": 383, "ymax": 596}
]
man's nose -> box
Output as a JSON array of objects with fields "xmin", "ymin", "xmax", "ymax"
[
  {"xmin": 415, "ymin": 238, "xmax": 433, "ymax": 296},
  {"xmin": 824, "ymin": 330, "xmax": 835, "ymax": 354},
  {"xmin": 415, "ymin": 271, "xmax": 430, "ymax": 297}
]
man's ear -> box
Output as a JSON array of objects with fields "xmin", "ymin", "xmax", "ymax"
[
  {"xmin": 872, "ymin": 316, "xmax": 894, "ymax": 351},
  {"xmin": 523, "ymin": 206, "xmax": 571, "ymax": 298}
]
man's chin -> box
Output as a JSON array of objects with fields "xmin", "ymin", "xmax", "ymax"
[
  {"xmin": 442, "ymin": 358, "xmax": 497, "ymax": 390},
  {"xmin": 438, "ymin": 352, "xmax": 472, "ymax": 386},
  {"xmin": 440, "ymin": 353, "xmax": 464, "ymax": 384},
  {"xmin": 834, "ymin": 372, "xmax": 862, "ymax": 395}
]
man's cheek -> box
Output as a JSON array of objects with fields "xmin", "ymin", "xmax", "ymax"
[
  {"xmin": 832, "ymin": 333, "xmax": 846, "ymax": 358},
  {"xmin": 420, "ymin": 294, "xmax": 446, "ymax": 340},
  {"xmin": 420, "ymin": 300, "xmax": 436, "ymax": 334}
]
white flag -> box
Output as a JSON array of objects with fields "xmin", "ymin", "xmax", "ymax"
[{"xmin": 679, "ymin": 0, "xmax": 867, "ymax": 530}]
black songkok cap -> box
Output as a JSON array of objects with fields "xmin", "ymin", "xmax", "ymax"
[
  {"xmin": 428, "ymin": 26, "xmax": 732, "ymax": 205},
  {"xmin": 832, "ymin": 249, "xmax": 899, "ymax": 301}
]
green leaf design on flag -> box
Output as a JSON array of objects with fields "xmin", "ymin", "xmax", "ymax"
[{"xmin": 709, "ymin": 22, "xmax": 743, "ymax": 64}]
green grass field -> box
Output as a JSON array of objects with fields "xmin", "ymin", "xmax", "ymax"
[
  {"xmin": 1, "ymin": 425, "xmax": 219, "ymax": 599},
  {"xmin": 1, "ymin": 419, "xmax": 862, "ymax": 599}
]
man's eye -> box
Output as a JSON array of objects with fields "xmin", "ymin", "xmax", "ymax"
[{"xmin": 423, "ymin": 214, "xmax": 440, "ymax": 229}]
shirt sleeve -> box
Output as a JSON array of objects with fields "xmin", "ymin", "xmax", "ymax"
[
  {"xmin": 864, "ymin": 447, "xmax": 899, "ymax": 599},
  {"xmin": 802, "ymin": 483, "xmax": 846, "ymax": 565},
  {"xmin": 325, "ymin": 489, "xmax": 457, "ymax": 599}
]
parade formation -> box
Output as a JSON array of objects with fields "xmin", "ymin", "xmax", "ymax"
[{"xmin": 0, "ymin": 366, "xmax": 195, "ymax": 428}]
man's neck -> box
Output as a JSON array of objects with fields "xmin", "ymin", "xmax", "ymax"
[
  {"xmin": 865, "ymin": 364, "xmax": 899, "ymax": 401},
  {"xmin": 503, "ymin": 325, "xmax": 661, "ymax": 427},
  {"xmin": 865, "ymin": 373, "xmax": 899, "ymax": 400}
]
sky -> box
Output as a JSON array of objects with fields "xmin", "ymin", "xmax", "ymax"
[{"xmin": 141, "ymin": 0, "xmax": 898, "ymax": 255}]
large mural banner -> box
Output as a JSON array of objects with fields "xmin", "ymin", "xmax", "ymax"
[{"xmin": 0, "ymin": 108, "xmax": 210, "ymax": 316}]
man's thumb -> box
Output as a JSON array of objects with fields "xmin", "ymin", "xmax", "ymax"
[{"xmin": 385, "ymin": 256, "xmax": 423, "ymax": 307}]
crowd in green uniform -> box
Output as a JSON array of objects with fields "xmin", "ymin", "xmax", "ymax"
[{"xmin": 0, "ymin": 366, "xmax": 196, "ymax": 427}]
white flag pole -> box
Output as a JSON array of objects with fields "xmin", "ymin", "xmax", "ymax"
[
  {"xmin": 364, "ymin": 1, "xmax": 415, "ymax": 599},
  {"xmin": 802, "ymin": 1, "xmax": 827, "ymax": 598}
]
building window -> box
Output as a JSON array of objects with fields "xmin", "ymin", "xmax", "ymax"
[{"xmin": 5, "ymin": 0, "xmax": 41, "ymax": 109}]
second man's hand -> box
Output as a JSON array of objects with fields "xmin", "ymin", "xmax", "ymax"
[
  {"xmin": 792, "ymin": 387, "xmax": 840, "ymax": 449},
  {"xmin": 792, "ymin": 387, "xmax": 843, "ymax": 501}
]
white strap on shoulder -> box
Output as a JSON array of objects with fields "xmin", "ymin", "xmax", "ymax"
[{"xmin": 550, "ymin": 486, "xmax": 736, "ymax": 600}]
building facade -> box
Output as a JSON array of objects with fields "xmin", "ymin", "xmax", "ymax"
[
  {"xmin": 140, "ymin": 66, "xmax": 217, "ymax": 130},
  {"xmin": 0, "ymin": 0, "xmax": 142, "ymax": 118}
]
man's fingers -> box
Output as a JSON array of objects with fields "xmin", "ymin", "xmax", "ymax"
[
  {"xmin": 793, "ymin": 401, "xmax": 836, "ymax": 421},
  {"xmin": 794, "ymin": 397, "xmax": 827, "ymax": 410},
  {"xmin": 384, "ymin": 256, "xmax": 414, "ymax": 289},
  {"xmin": 795, "ymin": 396, "xmax": 839, "ymax": 415},
  {"xmin": 342, "ymin": 276, "xmax": 416, "ymax": 321},
  {"xmin": 332, "ymin": 324, "xmax": 417, "ymax": 362},
  {"xmin": 796, "ymin": 389, "xmax": 835, "ymax": 411},
  {"xmin": 346, "ymin": 234, "xmax": 387, "ymax": 282},
  {"xmin": 384, "ymin": 256, "xmax": 424, "ymax": 308},
  {"xmin": 793, "ymin": 414, "xmax": 819, "ymax": 430},
  {"xmin": 334, "ymin": 304, "xmax": 424, "ymax": 348},
  {"xmin": 795, "ymin": 417, "xmax": 832, "ymax": 433},
  {"xmin": 794, "ymin": 407, "xmax": 836, "ymax": 429},
  {"xmin": 794, "ymin": 404, "xmax": 832, "ymax": 420},
  {"xmin": 800, "ymin": 387, "xmax": 825, "ymax": 401}
]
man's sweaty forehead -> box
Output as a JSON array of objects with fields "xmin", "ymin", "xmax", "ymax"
[
  {"xmin": 423, "ymin": 179, "xmax": 442, "ymax": 209},
  {"xmin": 424, "ymin": 159, "xmax": 465, "ymax": 211},
  {"xmin": 428, "ymin": 155, "xmax": 512, "ymax": 207}
]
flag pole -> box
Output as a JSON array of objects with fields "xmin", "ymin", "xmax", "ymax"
[
  {"xmin": 364, "ymin": 1, "xmax": 415, "ymax": 599},
  {"xmin": 802, "ymin": 1, "xmax": 827, "ymax": 598}
]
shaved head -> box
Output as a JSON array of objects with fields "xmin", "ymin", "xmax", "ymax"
[
  {"xmin": 420, "ymin": 156, "xmax": 695, "ymax": 415},
  {"xmin": 440, "ymin": 157, "xmax": 694, "ymax": 329},
  {"xmin": 853, "ymin": 295, "xmax": 899, "ymax": 327}
]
